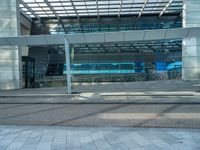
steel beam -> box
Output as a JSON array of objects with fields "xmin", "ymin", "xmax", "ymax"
[
  {"xmin": 138, "ymin": 0, "xmax": 149, "ymax": 18},
  {"xmin": 44, "ymin": 0, "xmax": 67, "ymax": 33},
  {"xmin": 20, "ymin": 0, "xmax": 41, "ymax": 21},
  {"xmin": 96, "ymin": 0, "xmax": 100, "ymax": 19},
  {"xmin": 159, "ymin": 0, "xmax": 173, "ymax": 17},
  {"xmin": 118, "ymin": 0, "xmax": 123, "ymax": 19},
  {"xmin": 69, "ymin": 0, "xmax": 80, "ymax": 20}
]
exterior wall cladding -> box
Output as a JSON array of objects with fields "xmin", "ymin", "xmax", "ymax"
[
  {"xmin": 182, "ymin": 0, "xmax": 200, "ymax": 80},
  {"xmin": 0, "ymin": 0, "xmax": 21, "ymax": 90}
]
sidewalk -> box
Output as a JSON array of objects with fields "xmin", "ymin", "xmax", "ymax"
[
  {"xmin": 0, "ymin": 125, "xmax": 199, "ymax": 150},
  {"xmin": 0, "ymin": 80, "xmax": 200, "ymax": 104},
  {"xmin": 0, "ymin": 90, "xmax": 199, "ymax": 104},
  {"xmin": 0, "ymin": 80, "xmax": 200, "ymax": 97}
]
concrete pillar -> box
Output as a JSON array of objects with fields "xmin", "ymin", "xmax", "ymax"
[
  {"xmin": 0, "ymin": 0, "xmax": 21, "ymax": 89},
  {"xmin": 70, "ymin": 46, "xmax": 75, "ymax": 82},
  {"xmin": 64, "ymin": 38, "xmax": 71, "ymax": 94},
  {"xmin": 182, "ymin": 0, "xmax": 200, "ymax": 80}
]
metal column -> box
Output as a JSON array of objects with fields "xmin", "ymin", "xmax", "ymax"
[{"xmin": 64, "ymin": 38, "xmax": 71, "ymax": 94}]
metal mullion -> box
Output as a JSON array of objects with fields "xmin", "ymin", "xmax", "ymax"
[
  {"xmin": 128, "ymin": 0, "xmax": 135, "ymax": 15},
  {"xmin": 118, "ymin": 0, "xmax": 123, "ymax": 18},
  {"xmin": 60, "ymin": 0, "xmax": 69, "ymax": 16},
  {"xmin": 24, "ymin": 0, "xmax": 180, "ymax": 5},
  {"xmin": 44, "ymin": 0, "xmax": 67, "ymax": 33},
  {"xmin": 36, "ymin": 1, "xmax": 49, "ymax": 17},
  {"xmin": 108, "ymin": 0, "xmax": 110, "ymax": 15},
  {"xmin": 59, "ymin": 2, "xmax": 164, "ymax": 7},
  {"xmin": 96, "ymin": 0, "xmax": 99, "ymax": 19},
  {"xmin": 42, "ymin": 1, "xmax": 181, "ymax": 7},
  {"xmin": 159, "ymin": 0, "xmax": 173, "ymax": 17},
  {"xmin": 138, "ymin": 0, "xmax": 149, "ymax": 18},
  {"xmin": 83, "ymin": 0, "xmax": 89, "ymax": 16},
  {"xmin": 72, "ymin": 0, "xmax": 165, "ymax": 4},
  {"xmin": 19, "ymin": 9, "xmax": 33, "ymax": 22},
  {"xmin": 20, "ymin": 0, "xmax": 41, "ymax": 20},
  {"xmin": 69, "ymin": 0, "xmax": 80, "ymax": 20}
]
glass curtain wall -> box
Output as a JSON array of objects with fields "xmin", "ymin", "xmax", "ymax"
[
  {"xmin": 61, "ymin": 40, "xmax": 182, "ymax": 83},
  {"xmin": 32, "ymin": 16, "xmax": 182, "ymax": 83}
]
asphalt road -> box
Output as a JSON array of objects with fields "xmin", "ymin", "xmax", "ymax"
[{"xmin": 0, "ymin": 103, "xmax": 199, "ymax": 128}]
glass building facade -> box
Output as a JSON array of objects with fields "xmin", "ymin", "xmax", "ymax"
[{"xmin": 19, "ymin": 0, "xmax": 183, "ymax": 84}]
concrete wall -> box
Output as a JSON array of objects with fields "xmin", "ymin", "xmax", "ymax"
[
  {"xmin": 182, "ymin": 0, "xmax": 200, "ymax": 80},
  {"xmin": 0, "ymin": 0, "xmax": 21, "ymax": 89}
]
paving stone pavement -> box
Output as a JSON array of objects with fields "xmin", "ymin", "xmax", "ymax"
[{"xmin": 0, "ymin": 125, "xmax": 199, "ymax": 150}]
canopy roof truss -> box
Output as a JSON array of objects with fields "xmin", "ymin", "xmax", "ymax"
[
  {"xmin": 73, "ymin": 40, "xmax": 182, "ymax": 54},
  {"xmin": 19, "ymin": 0, "xmax": 182, "ymax": 19}
]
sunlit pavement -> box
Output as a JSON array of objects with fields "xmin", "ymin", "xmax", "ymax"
[{"xmin": 0, "ymin": 125, "xmax": 199, "ymax": 150}]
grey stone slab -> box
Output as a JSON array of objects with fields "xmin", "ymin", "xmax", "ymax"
[
  {"xmin": 67, "ymin": 138, "xmax": 81, "ymax": 148},
  {"xmin": 68, "ymin": 148, "xmax": 82, "ymax": 150},
  {"xmin": 52, "ymin": 136, "xmax": 67, "ymax": 150},
  {"xmin": 141, "ymin": 144, "xmax": 162, "ymax": 150},
  {"xmin": 94, "ymin": 139, "xmax": 111, "ymax": 149},
  {"xmin": 21, "ymin": 147, "xmax": 36, "ymax": 150},
  {"xmin": 53, "ymin": 137, "xmax": 66, "ymax": 144},
  {"xmin": 91, "ymin": 132, "xmax": 104, "ymax": 141},
  {"xmin": 24, "ymin": 138, "xmax": 40, "ymax": 145},
  {"xmin": 51, "ymin": 144, "xmax": 66, "ymax": 150},
  {"xmin": 172, "ymin": 143, "xmax": 193, "ymax": 150},
  {"xmin": 5, "ymin": 141, "xmax": 24, "ymax": 150},
  {"xmin": 0, "ymin": 145, "xmax": 8, "ymax": 150},
  {"xmin": 0, "ymin": 135, "xmax": 5, "ymax": 141},
  {"xmin": 130, "ymin": 133, "xmax": 151, "ymax": 146},
  {"xmin": 0, "ymin": 133, "xmax": 19, "ymax": 149},
  {"xmin": 13, "ymin": 131, "xmax": 32, "ymax": 142},
  {"xmin": 157, "ymin": 133, "xmax": 179, "ymax": 145},
  {"xmin": 193, "ymin": 146, "xmax": 200, "ymax": 150},
  {"xmin": 192, "ymin": 137, "xmax": 200, "ymax": 145},
  {"xmin": 29, "ymin": 131, "xmax": 43, "ymax": 138},
  {"xmin": 21, "ymin": 144, "xmax": 38, "ymax": 150},
  {"xmin": 81, "ymin": 142, "xmax": 97, "ymax": 150},
  {"xmin": 36, "ymin": 142, "xmax": 52, "ymax": 150},
  {"xmin": 0, "ymin": 129, "xmax": 20, "ymax": 136},
  {"xmin": 150, "ymin": 138, "xmax": 169, "ymax": 148},
  {"xmin": 79, "ymin": 136, "xmax": 93, "ymax": 144},
  {"xmin": 110, "ymin": 143, "xmax": 130, "ymax": 150},
  {"xmin": 40, "ymin": 130, "xmax": 54, "ymax": 142},
  {"xmin": 104, "ymin": 133, "xmax": 120, "ymax": 144},
  {"xmin": 54, "ymin": 130, "xmax": 66, "ymax": 138},
  {"xmin": 122, "ymin": 139, "xmax": 141, "ymax": 149}
]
